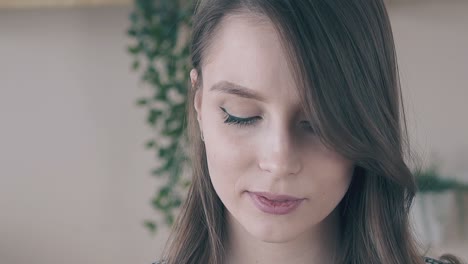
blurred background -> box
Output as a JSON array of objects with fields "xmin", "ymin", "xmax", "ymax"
[{"xmin": 0, "ymin": 0, "xmax": 467, "ymax": 264}]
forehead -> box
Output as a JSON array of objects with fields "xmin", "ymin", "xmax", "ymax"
[{"xmin": 202, "ymin": 13, "xmax": 301, "ymax": 107}]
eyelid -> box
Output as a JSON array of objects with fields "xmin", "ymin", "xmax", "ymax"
[
  {"xmin": 219, "ymin": 107, "xmax": 261, "ymax": 127},
  {"xmin": 219, "ymin": 106, "xmax": 248, "ymax": 119},
  {"xmin": 220, "ymin": 106, "xmax": 316, "ymax": 133},
  {"xmin": 220, "ymin": 107, "xmax": 254, "ymax": 120}
]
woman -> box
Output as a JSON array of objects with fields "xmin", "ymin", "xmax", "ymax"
[{"xmin": 156, "ymin": 0, "xmax": 464, "ymax": 263}]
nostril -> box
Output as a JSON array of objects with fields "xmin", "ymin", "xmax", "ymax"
[{"xmin": 258, "ymin": 157, "xmax": 302, "ymax": 176}]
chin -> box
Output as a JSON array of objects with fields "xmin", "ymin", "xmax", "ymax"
[{"xmin": 243, "ymin": 218, "xmax": 304, "ymax": 243}]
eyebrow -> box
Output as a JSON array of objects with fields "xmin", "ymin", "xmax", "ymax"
[{"xmin": 209, "ymin": 81, "xmax": 266, "ymax": 102}]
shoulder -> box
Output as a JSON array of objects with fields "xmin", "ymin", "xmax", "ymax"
[{"xmin": 424, "ymin": 256, "xmax": 449, "ymax": 264}]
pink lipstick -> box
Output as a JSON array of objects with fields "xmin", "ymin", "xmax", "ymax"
[{"xmin": 248, "ymin": 191, "xmax": 304, "ymax": 215}]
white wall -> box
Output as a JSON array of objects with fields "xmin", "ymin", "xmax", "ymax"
[
  {"xmin": 0, "ymin": 1, "xmax": 466, "ymax": 264},
  {"xmin": 388, "ymin": 0, "xmax": 468, "ymax": 258},
  {"xmin": 389, "ymin": 0, "xmax": 468, "ymax": 180},
  {"xmin": 0, "ymin": 6, "xmax": 169, "ymax": 264}
]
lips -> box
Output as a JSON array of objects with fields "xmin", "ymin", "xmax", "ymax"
[
  {"xmin": 249, "ymin": 191, "xmax": 303, "ymax": 201},
  {"xmin": 247, "ymin": 191, "xmax": 305, "ymax": 215}
]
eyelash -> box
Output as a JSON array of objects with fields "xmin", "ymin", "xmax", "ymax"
[
  {"xmin": 220, "ymin": 107, "xmax": 260, "ymax": 127},
  {"xmin": 220, "ymin": 107, "xmax": 315, "ymax": 133}
]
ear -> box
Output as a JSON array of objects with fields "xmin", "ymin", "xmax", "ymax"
[
  {"xmin": 190, "ymin": 69, "xmax": 202, "ymax": 125},
  {"xmin": 194, "ymin": 89, "xmax": 202, "ymax": 124}
]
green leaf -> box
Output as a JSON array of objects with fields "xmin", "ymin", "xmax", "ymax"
[
  {"xmin": 145, "ymin": 139, "xmax": 155, "ymax": 149},
  {"xmin": 152, "ymin": 187, "xmax": 175, "ymax": 210},
  {"xmin": 132, "ymin": 60, "xmax": 140, "ymax": 70},
  {"xmin": 151, "ymin": 158, "xmax": 173, "ymax": 176},
  {"xmin": 164, "ymin": 213, "xmax": 174, "ymax": 226},
  {"xmin": 136, "ymin": 98, "xmax": 148, "ymax": 106},
  {"xmin": 143, "ymin": 220, "xmax": 157, "ymax": 234},
  {"xmin": 147, "ymin": 109, "xmax": 162, "ymax": 125},
  {"xmin": 127, "ymin": 44, "xmax": 141, "ymax": 55},
  {"xmin": 127, "ymin": 28, "xmax": 138, "ymax": 37}
]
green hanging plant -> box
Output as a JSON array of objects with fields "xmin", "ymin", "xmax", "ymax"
[
  {"xmin": 414, "ymin": 162, "xmax": 468, "ymax": 240},
  {"xmin": 127, "ymin": 0, "xmax": 195, "ymax": 234},
  {"xmin": 415, "ymin": 163, "xmax": 468, "ymax": 193}
]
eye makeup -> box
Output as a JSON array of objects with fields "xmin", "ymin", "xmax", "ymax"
[
  {"xmin": 219, "ymin": 106, "xmax": 317, "ymax": 134},
  {"xmin": 219, "ymin": 106, "xmax": 260, "ymax": 127}
]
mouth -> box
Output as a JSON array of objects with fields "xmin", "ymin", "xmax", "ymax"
[
  {"xmin": 248, "ymin": 191, "xmax": 304, "ymax": 201},
  {"xmin": 247, "ymin": 191, "xmax": 305, "ymax": 215}
]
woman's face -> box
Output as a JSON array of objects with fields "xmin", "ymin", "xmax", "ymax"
[{"xmin": 192, "ymin": 13, "xmax": 354, "ymax": 243}]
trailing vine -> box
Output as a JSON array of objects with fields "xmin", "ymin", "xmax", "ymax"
[{"xmin": 127, "ymin": 0, "xmax": 194, "ymax": 234}]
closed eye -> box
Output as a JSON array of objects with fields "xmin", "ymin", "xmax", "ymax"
[
  {"xmin": 220, "ymin": 106, "xmax": 316, "ymax": 134},
  {"xmin": 220, "ymin": 107, "xmax": 260, "ymax": 127}
]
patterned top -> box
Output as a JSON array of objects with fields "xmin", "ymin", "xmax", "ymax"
[
  {"xmin": 424, "ymin": 257, "xmax": 449, "ymax": 264},
  {"xmin": 152, "ymin": 256, "xmax": 447, "ymax": 264}
]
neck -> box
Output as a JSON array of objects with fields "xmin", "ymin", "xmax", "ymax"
[{"xmin": 224, "ymin": 208, "xmax": 342, "ymax": 264}]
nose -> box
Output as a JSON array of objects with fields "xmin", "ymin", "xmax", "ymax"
[{"xmin": 258, "ymin": 126, "xmax": 302, "ymax": 177}]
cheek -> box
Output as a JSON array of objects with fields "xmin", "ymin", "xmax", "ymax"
[
  {"xmin": 307, "ymin": 151, "xmax": 354, "ymax": 205},
  {"xmin": 203, "ymin": 120, "xmax": 254, "ymax": 196},
  {"xmin": 205, "ymin": 126, "xmax": 248, "ymax": 170}
]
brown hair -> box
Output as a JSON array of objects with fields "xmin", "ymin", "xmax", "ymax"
[{"xmin": 160, "ymin": 0, "xmax": 464, "ymax": 263}]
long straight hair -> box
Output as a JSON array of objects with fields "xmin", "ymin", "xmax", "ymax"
[{"xmin": 161, "ymin": 0, "xmax": 462, "ymax": 263}]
